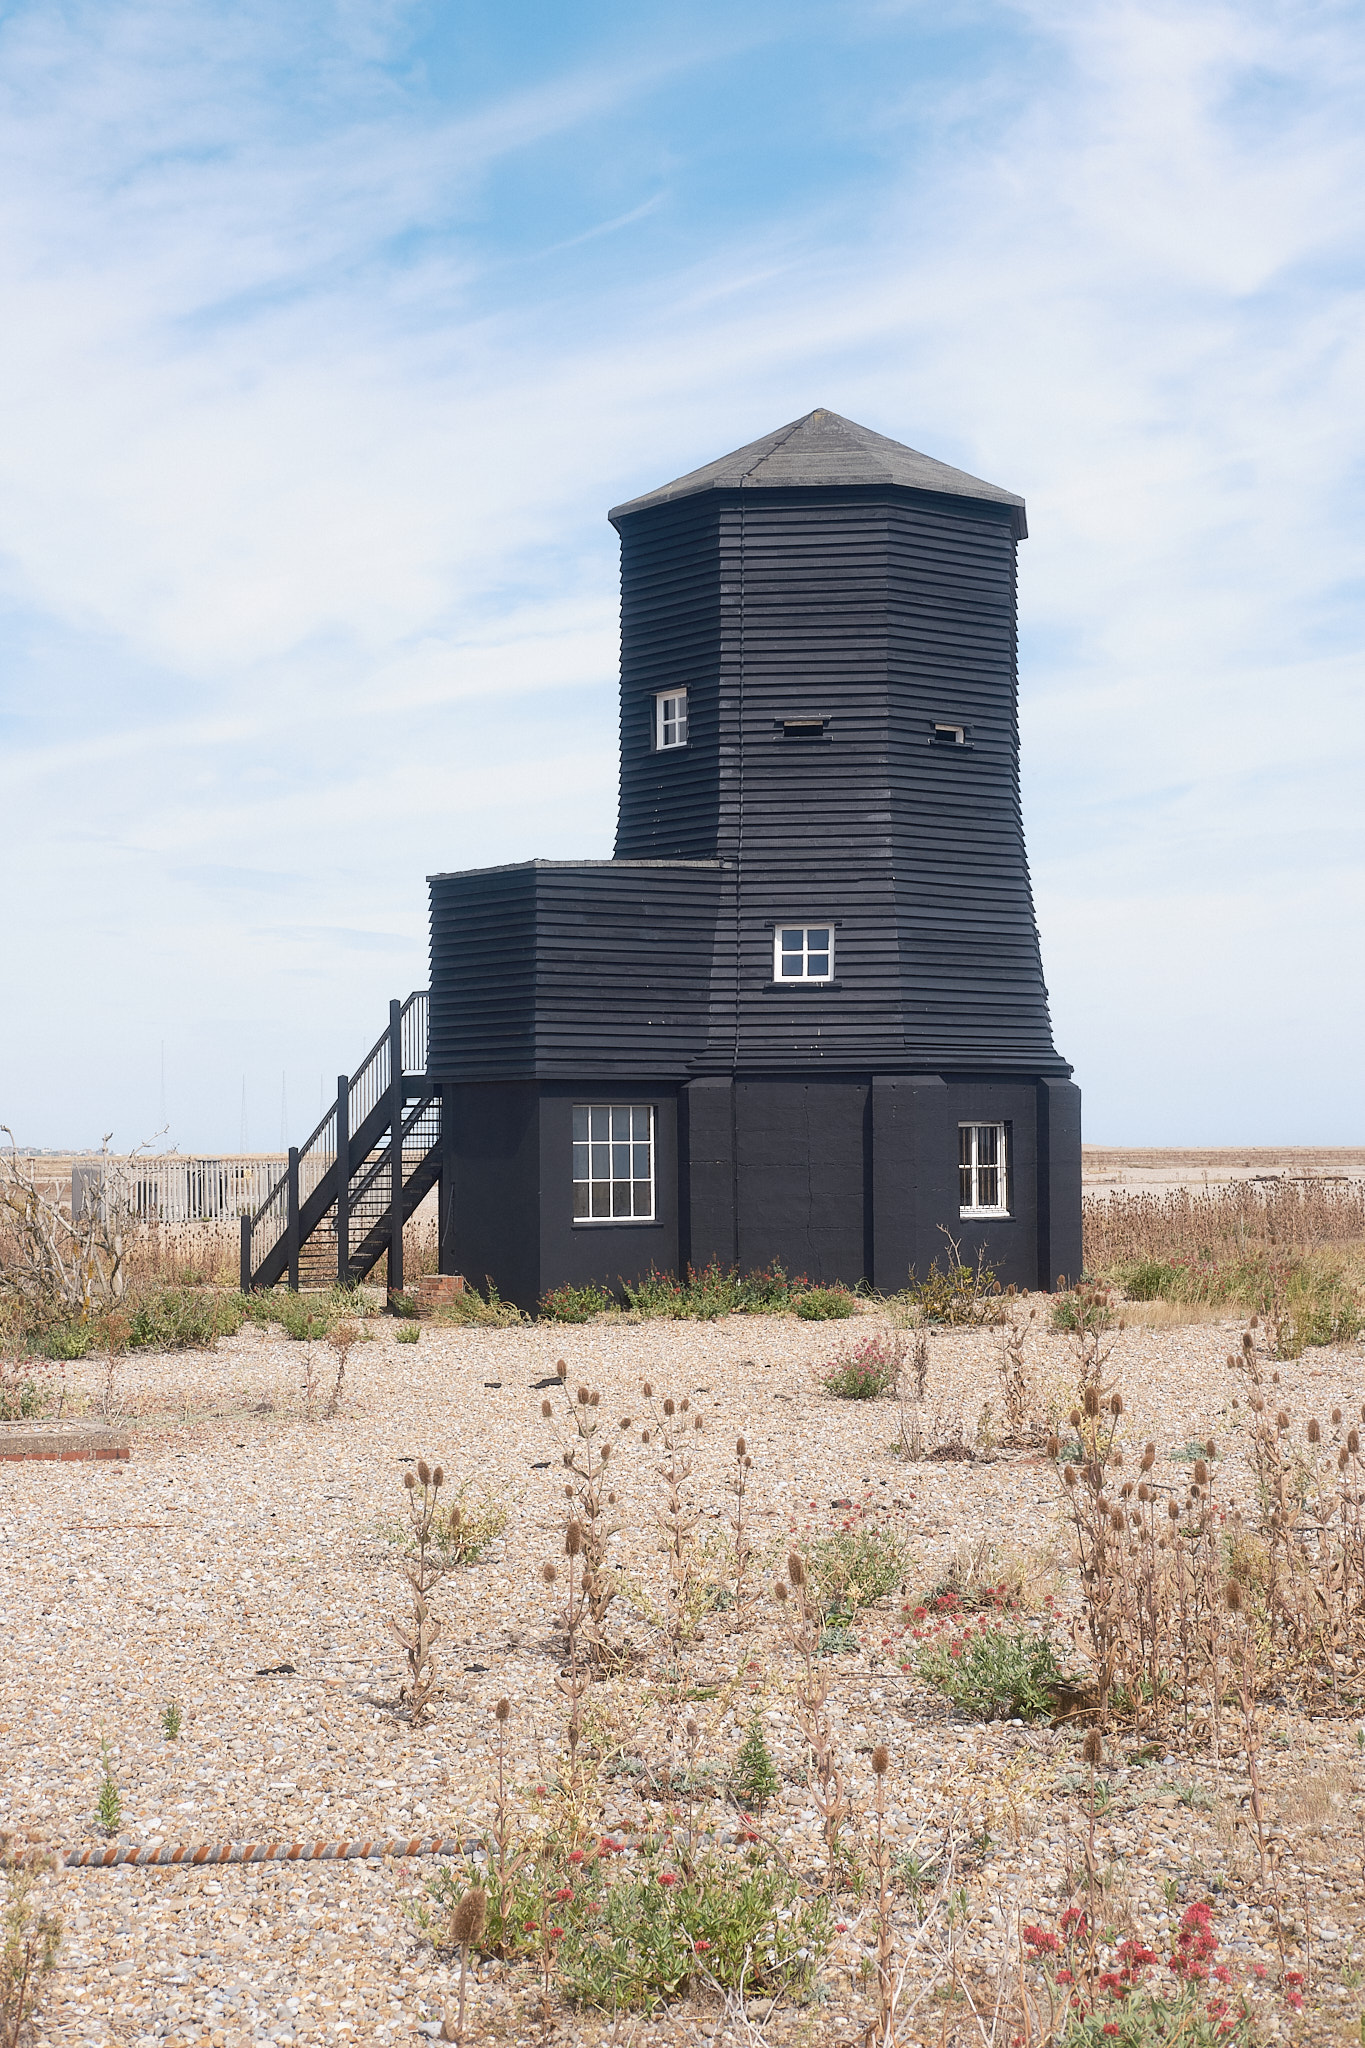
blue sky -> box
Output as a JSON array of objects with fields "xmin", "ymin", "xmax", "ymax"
[{"xmin": 2, "ymin": 0, "xmax": 1362, "ymax": 1151}]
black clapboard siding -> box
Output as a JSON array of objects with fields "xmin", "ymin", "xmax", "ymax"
[{"xmin": 428, "ymin": 860, "xmax": 725, "ymax": 1082}]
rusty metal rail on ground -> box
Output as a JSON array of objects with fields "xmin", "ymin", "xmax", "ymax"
[{"xmin": 56, "ymin": 1833, "xmax": 468, "ymax": 1869}]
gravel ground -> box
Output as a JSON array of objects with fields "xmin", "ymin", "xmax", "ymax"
[{"xmin": 4, "ymin": 1306, "xmax": 1365, "ymax": 2047}]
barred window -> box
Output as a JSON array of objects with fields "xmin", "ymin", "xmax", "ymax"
[
  {"xmin": 572, "ymin": 1105, "xmax": 655, "ymax": 1221},
  {"xmin": 959, "ymin": 1122, "xmax": 1008, "ymax": 1215}
]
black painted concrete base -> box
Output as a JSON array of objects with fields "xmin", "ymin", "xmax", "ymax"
[{"xmin": 438, "ymin": 1072, "xmax": 1080, "ymax": 1311}]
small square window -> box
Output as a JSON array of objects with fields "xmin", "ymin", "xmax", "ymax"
[
  {"xmin": 932, "ymin": 723, "xmax": 966, "ymax": 746},
  {"xmin": 655, "ymin": 690, "xmax": 688, "ymax": 750},
  {"xmin": 773, "ymin": 924, "xmax": 834, "ymax": 982},
  {"xmin": 572, "ymin": 1104, "xmax": 655, "ymax": 1221},
  {"xmin": 959, "ymin": 1122, "xmax": 1008, "ymax": 1216}
]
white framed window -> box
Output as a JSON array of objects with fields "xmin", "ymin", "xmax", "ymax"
[
  {"xmin": 932, "ymin": 722, "xmax": 966, "ymax": 746},
  {"xmin": 774, "ymin": 924, "xmax": 834, "ymax": 982},
  {"xmin": 573, "ymin": 1104, "xmax": 655, "ymax": 1221},
  {"xmin": 655, "ymin": 689, "xmax": 688, "ymax": 750},
  {"xmin": 959, "ymin": 1122, "xmax": 1008, "ymax": 1216}
]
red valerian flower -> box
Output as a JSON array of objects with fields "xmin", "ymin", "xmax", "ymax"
[
  {"xmin": 548, "ymin": 1927, "xmax": 565, "ymax": 1941},
  {"xmin": 1055, "ymin": 1970, "xmax": 1073, "ymax": 1985},
  {"xmin": 567, "ymin": 1849, "xmax": 586, "ymax": 1864},
  {"xmin": 1102, "ymin": 2028, "xmax": 1119, "ymax": 2039},
  {"xmin": 657, "ymin": 1872, "xmax": 678, "ymax": 1886},
  {"xmin": 694, "ymin": 1939, "xmax": 711, "ymax": 1952},
  {"xmin": 1022, "ymin": 1926, "xmax": 1060, "ymax": 1954},
  {"xmin": 553, "ymin": 1887, "xmax": 573, "ymax": 1902},
  {"xmin": 1284, "ymin": 1991, "xmax": 1304, "ymax": 2011}
]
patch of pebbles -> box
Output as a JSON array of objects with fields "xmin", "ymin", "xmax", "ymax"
[{"xmin": 3, "ymin": 1308, "xmax": 1364, "ymax": 2045}]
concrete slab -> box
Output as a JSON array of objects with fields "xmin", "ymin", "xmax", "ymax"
[{"xmin": 0, "ymin": 1418, "xmax": 131, "ymax": 1462}]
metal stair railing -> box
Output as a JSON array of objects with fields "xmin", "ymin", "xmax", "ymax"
[{"xmin": 240, "ymin": 991, "xmax": 432, "ymax": 1293}]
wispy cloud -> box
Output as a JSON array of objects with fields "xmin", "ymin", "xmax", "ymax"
[{"xmin": 0, "ymin": 0, "xmax": 1361, "ymax": 1146}]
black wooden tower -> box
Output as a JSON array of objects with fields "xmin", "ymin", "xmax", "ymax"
[
  {"xmin": 427, "ymin": 409, "xmax": 1081, "ymax": 1306},
  {"xmin": 242, "ymin": 410, "xmax": 1080, "ymax": 1304}
]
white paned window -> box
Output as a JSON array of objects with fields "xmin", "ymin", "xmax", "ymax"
[
  {"xmin": 655, "ymin": 689, "xmax": 689, "ymax": 750},
  {"xmin": 959, "ymin": 1122, "xmax": 1008, "ymax": 1215},
  {"xmin": 774, "ymin": 924, "xmax": 834, "ymax": 982},
  {"xmin": 572, "ymin": 1105, "xmax": 655, "ymax": 1221}
]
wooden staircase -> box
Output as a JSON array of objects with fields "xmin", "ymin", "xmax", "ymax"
[{"xmin": 240, "ymin": 993, "xmax": 439, "ymax": 1294}]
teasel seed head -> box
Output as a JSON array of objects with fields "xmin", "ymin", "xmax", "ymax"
[
  {"xmin": 686, "ymin": 1719, "xmax": 699, "ymax": 1741},
  {"xmin": 1205, "ymin": 1439, "xmax": 1216, "ymax": 1460},
  {"xmin": 1138, "ymin": 1482, "xmax": 1151, "ymax": 1503},
  {"xmin": 1339, "ymin": 1447, "xmax": 1349, "ymax": 1473},
  {"xmin": 663, "ymin": 1397, "xmax": 675, "ymax": 1417},
  {"xmin": 543, "ymin": 1562, "xmax": 557, "ymax": 1583},
  {"xmin": 403, "ymin": 1469, "xmax": 416, "ymax": 1489},
  {"xmin": 641, "ymin": 1428, "xmax": 651, "ymax": 1444},
  {"xmin": 1069, "ymin": 1408, "xmax": 1081, "ymax": 1430},
  {"xmin": 1307, "ymin": 1418, "xmax": 1321, "ymax": 1444},
  {"xmin": 1141, "ymin": 1445, "xmax": 1155, "ymax": 1472},
  {"xmin": 451, "ymin": 1887, "xmax": 487, "ymax": 1946},
  {"xmin": 1083, "ymin": 1388, "xmax": 1100, "ymax": 1418},
  {"xmin": 600, "ymin": 1441, "xmax": 612, "ymax": 1462},
  {"xmin": 417, "ymin": 1459, "xmax": 431, "ymax": 1486},
  {"xmin": 695, "ymin": 1413, "xmax": 704, "ymax": 1431},
  {"xmin": 1193, "ymin": 1460, "xmax": 1209, "ymax": 1487},
  {"xmin": 680, "ymin": 1397, "xmax": 690, "ymax": 1412},
  {"xmin": 607, "ymin": 1489, "xmax": 616, "ymax": 1505},
  {"xmin": 1168, "ymin": 1499, "xmax": 1180, "ymax": 1521},
  {"xmin": 541, "ymin": 1400, "xmax": 553, "ymax": 1419},
  {"xmin": 495, "ymin": 1696, "xmax": 511, "ymax": 1723},
  {"xmin": 1276, "ymin": 1411, "xmax": 1289, "ymax": 1431},
  {"xmin": 1110, "ymin": 1506, "xmax": 1125, "ymax": 1532},
  {"xmin": 1082, "ymin": 1730, "xmax": 1102, "ymax": 1767},
  {"xmin": 590, "ymin": 1390, "xmax": 601, "ymax": 1408},
  {"xmin": 1348, "ymin": 1428, "xmax": 1360, "ymax": 1454},
  {"xmin": 774, "ymin": 1580, "xmax": 789, "ymax": 1603},
  {"xmin": 556, "ymin": 1359, "xmax": 567, "ymax": 1380},
  {"xmin": 744, "ymin": 1455, "xmax": 752, "ymax": 1470},
  {"xmin": 1063, "ymin": 1464, "xmax": 1077, "ymax": 1489},
  {"xmin": 1121, "ymin": 1481, "xmax": 1133, "ymax": 1500},
  {"xmin": 563, "ymin": 1451, "xmax": 574, "ymax": 1468},
  {"xmin": 787, "ymin": 1552, "xmax": 805, "ymax": 1588},
  {"xmin": 1225, "ymin": 1579, "xmax": 1243, "ymax": 1613},
  {"xmin": 1110, "ymin": 1393, "xmax": 1123, "ymax": 1417},
  {"xmin": 871, "ymin": 1744, "xmax": 890, "ymax": 1777},
  {"xmin": 736, "ymin": 1436, "xmax": 747, "ymax": 1458},
  {"xmin": 1046, "ymin": 1434, "xmax": 1060, "ymax": 1460},
  {"xmin": 1249, "ymin": 1395, "xmax": 1264, "ymax": 1413},
  {"xmin": 620, "ymin": 1417, "xmax": 633, "ymax": 1431},
  {"xmin": 1332, "ymin": 1407, "xmax": 1342, "ymax": 1427},
  {"xmin": 565, "ymin": 1520, "xmax": 584, "ymax": 1557},
  {"xmin": 577, "ymin": 1386, "xmax": 590, "ymax": 1407},
  {"xmin": 1272, "ymin": 1370, "xmax": 1280, "ymax": 1384},
  {"xmin": 642, "ymin": 1380, "xmax": 653, "ymax": 1399}
]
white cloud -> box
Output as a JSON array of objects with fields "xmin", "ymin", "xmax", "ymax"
[{"xmin": 0, "ymin": 0, "xmax": 1361, "ymax": 1147}]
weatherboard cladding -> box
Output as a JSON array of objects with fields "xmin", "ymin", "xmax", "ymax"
[
  {"xmin": 430, "ymin": 426, "xmax": 1063, "ymax": 1084},
  {"xmin": 428, "ymin": 861, "xmax": 726, "ymax": 1083}
]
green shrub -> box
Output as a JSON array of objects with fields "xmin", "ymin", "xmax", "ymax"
[
  {"xmin": 538, "ymin": 1280, "xmax": 614, "ymax": 1321},
  {"xmin": 35, "ymin": 1323, "xmax": 92, "ymax": 1360},
  {"xmin": 807, "ymin": 1521, "xmax": 910, "ymax": 1622},
  {"xmin": 1120, "ymin": 1260, "xmax": 1184, "ymax": 1301},
  {"xmin": 127, "ymin": 1288, "xmax": 246, "ymax": 1351},
  {"xmin": 620, "ymin": 1261, "xmax": 807, "ymax": 1320},
  {"xmin": 908, "ymin": 1254, "xmax": 1006, "ymax": 1326},
  {"xmin": 432, "ymin": 1280, "xmax": 524, "ymax": 1328},
  {"xmin": 395, "ymin": 1322, "xmax": 420, "ymax": 1344},
  {"xmin": 913, "ymin": 1620, "xmax": 1061, "ymax": 1722},
  {"xmin": 423, "ymin": 1843, "xmax": 828, "ymax": 2012},
  {"xmin": 819, "ymin": 1333, "xmax": 903, "ymax": 1396},
  {"xmin": 731, "ymin": 1712, "xmax": 780, "ymax": 1811},
  {"xmin": 794, "ymin": 1286, "xmax": 856, "ymax": 1321},
  {"xmin": 244, "ymin": 1291, "xmax": 334, "ymax": 1341},
  {"xmin": 0, "ymin": 1362, "xmax": 47, "ymax": 1419}
]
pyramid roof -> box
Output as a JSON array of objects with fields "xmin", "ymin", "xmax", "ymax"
[{"xmin": 609, "ymin": 408, "xmax": 1026, "ymax": 533}]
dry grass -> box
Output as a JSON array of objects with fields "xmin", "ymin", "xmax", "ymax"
[{"xmin": 1083, "ymin": 1177, "xmax": 1365, "ymax": 1267}]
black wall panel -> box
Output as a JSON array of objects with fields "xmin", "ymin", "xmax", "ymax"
[
  {"xmin": 537, "ymin": 1083, "xmax": 679, "ymax": 1299},
  {"xmin": 733, "ymin": 1078, "xmax": 870, "ymax": 1286}
]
